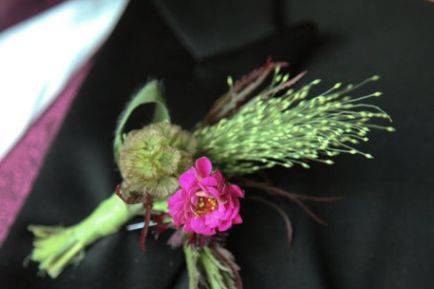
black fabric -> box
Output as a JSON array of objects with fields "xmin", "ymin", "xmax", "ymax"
[
  {"xmin": 1, "ymin": 0, "xmax": 434, "ymax": 289},
  {"xmin": 152, "ymin": 0, "xmax": 277, "ymax": 61}
]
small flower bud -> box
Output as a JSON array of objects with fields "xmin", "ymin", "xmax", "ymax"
[{"xmin": 118, "ymin": 122, "xmax": 196, "ymax": 201}]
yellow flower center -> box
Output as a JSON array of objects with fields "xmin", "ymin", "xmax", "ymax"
[{"xmin": 194, "ymin": 196, "xmax": 218, "ymax": 216}]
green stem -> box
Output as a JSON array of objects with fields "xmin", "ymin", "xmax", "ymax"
[
  {"xmin": 183, "ymin": 242, "xmax": 200, "ymax": 289},
  {"xmin": 28, "ymin": 193, "xmax": 166, "ymax": 278}
]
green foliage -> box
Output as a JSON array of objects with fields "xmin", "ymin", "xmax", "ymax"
[
  {"xmin": 200, "ymin": 247, "xmax": 237, "ymax": 289},
  {"xmin": 194, "ymin": 69, "xmax": 395, "ymax": 175},
  {"xmin": 183, "ymin": 242, "xmax": 201, "ymax": 289},
  {"xmin": 114, "ymin": 80, "xmax": 171, "ymax": 161},
  {"xmin": 183, "ymin": 243, "xmax": 240, "ymax": 289}
]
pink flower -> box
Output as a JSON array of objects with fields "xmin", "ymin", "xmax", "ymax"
[{"xmin": 168, "ymin": 157, "xmax": 244, "ymax": 235}]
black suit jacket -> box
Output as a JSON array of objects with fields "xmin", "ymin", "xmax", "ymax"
[{"xmin": 1, "ymin": 1, "xmax": 433, "ymax": 289}]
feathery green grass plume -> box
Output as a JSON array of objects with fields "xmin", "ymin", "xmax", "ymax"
[{"xmin": 194, "ymin": 68, "xmax": 395, "ymax": 175}]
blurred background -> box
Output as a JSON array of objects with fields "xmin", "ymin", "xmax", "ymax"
[{"xmin": 0, "ymin": 0, "xmax": 433, "ymax": 289}]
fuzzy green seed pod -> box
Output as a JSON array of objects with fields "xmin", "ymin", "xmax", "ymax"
[{"xmin": 118, "ymin": 122, "xmax": 196, "ymax": 202}]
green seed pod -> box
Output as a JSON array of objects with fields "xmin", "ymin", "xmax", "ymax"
[{"xmin": 118, "ymin": 122, "xmax": 196, "ymax": 202}]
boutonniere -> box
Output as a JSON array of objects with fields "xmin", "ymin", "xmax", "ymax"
[{"xmin": 28, "ymin": 59, "xmax": 394, "ymax": 288}]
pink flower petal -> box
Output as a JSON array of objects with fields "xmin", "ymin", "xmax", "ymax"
[
  {"xmin": 195, "ymin": 157, "xmax": 212, "ymax": 177},
  {"xmin": 230, "ymin": 206, "xmax": 240, "ymax": 219},
  {"xmin": 179, "ymin": 168, "xmax": 196, "ymax": 190},
  {"xmin": 229, "ymin": 184, "xmax": 244, "ymax": 197},
  {"xmin": 207, "ymin": 187, "xmax": 220, "ymax": 198},
  {"xmin": 205, "ymin": 211, "xmax": 222, "ymax": 227},
  {"xmin": 183, "ymin": 222, "xmax": 193, "ymax": 233},
  {"xmin": 217, "ymin": 202, "xmax": 226, "ymax": 213},
  {"xmin": 195, "ymin": 191, "xmax": 208, "ymax": 197},
  {"xmin": 233, "ymin": 215, "xmax": 243, "ymax": 224},
  {"xmin": 213, "ymin": 171, "xmax": 224, "ymax": 182},
  {"xmin": 218, "ymin": 220, "xmax": 232, "ymax": 232},
  {"xmin": 201, "ymin": 176, "xmax": 218, "ymax": 186},
  {"xmin": 200, "ymin": 227, "xmax": 216, "ymax": 235},
  {"xmin": 190, "ymin": 217, "xmax": 215, "ymax": 235}
]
